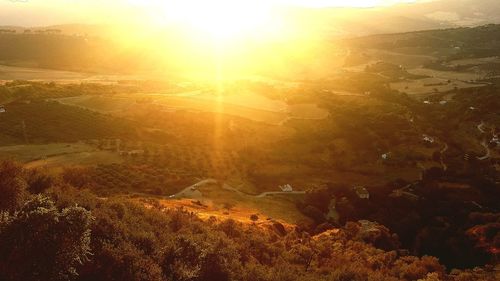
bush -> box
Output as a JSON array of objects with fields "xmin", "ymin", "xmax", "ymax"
[
  {"xmin": 0, "ymin": 161, "xmax": 28, "ymax": 211},
  {"xmin": 0, "ymin": 195, "xmax": 93, "ymax": 281}
]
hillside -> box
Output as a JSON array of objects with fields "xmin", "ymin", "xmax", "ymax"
[
  {"xmin": 3, "ymin": 0, "xmax": 500, "ymax": 37},
  {"xmin": 0, "ymin": 8, "xmax": 499, "ymax": 281},
  {"xmin": 0, "ymin": 162, "xmax": 498, "ymax": 281}
]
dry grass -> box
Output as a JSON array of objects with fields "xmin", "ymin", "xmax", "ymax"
[
  {"xmin": 162, "ymin": 182, "xmax": 309, "ymax": 224},
  {"xmin": 447, "ymin": 56, "xmax": 500, "ymax": 66},
  {"xmin": 288, "ymin": 103, "xmax": 329, "ymax": 119},
  {"xmin": 390, "ymin": 77, "xmax": 485, "ymax": 95},
  {"xmin": 57, "ymin": 92, "xmax": 329, "ymax": 125},
  {"xmin": 57, "ymin": 96, "xmax": 136, "ymax": 113},
  {"xmin": 0, "ymin": 64, "xmax": 142, "ymax": 84},
  {"xmin": 0, "ymin": 142, "xmax": 122, "ymax": 171},
  {"xmin": 408, "ymin": 68, "xmax": 486, "ymax": 81},
  {"xmin": 366, "ymin": 49, "xmax": 436, "ymax": 68}
]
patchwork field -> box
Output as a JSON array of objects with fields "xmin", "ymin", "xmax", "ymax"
[
  {"xmin": 57, "ymin": 95, "xmax": 136, "ymax": 113},
  {"xmin": 157, "ymin": 181, "xmax": 309, "ymax": 224},
  {"xmin": 56, "ymin": 91, "xmax": 329, "ymax": 125},
  {"xmin": 447, "ymin": 56, "xmax": 500, "ymax": 66},
  {"xmin": 390, "ymin": 77, "xmax": 486, "ymax": 95},
  {"xmin": 408, "ymin": 68, "xmax": 486, "ymax": 81},
  {"xmin": 366, "ymin": 49, "xmax": 436, "ymax": 68},
  {"xmin": 0, "ymin": 64, "xmax": 143, "ymax": 84},
  {"xmin": 0, "ymin": 142, "xmax": 122, "ymax": 171}
]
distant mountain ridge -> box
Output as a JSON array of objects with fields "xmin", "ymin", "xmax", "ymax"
[
  {"xmin": 291, "ymin": 0, "xmax": 500, "ymax": 37},
  {"xmin": 1, "ymin": 0, "xmax": 500, "ymax": 39}
]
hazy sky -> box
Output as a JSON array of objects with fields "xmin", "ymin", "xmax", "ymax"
[{"xmin": 0, "ymin": 0, "xmax": 422, "ymax": 26}]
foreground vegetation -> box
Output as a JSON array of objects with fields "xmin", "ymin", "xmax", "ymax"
[
  {"xmin": 0, "ymin": 24, "xmax": 499, "ymax": 280},
  {"xmin": 0, "ymin": 161, "xmax": 498, "ymax": 281}
]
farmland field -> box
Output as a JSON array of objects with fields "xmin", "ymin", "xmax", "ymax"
[
  {"xmin": 57, "ymin": 91, "xmax": 329, "ymax": 125},
  {"xmin": 0, "ymin": 64, "xmax": 143, "ymax": 84},
  {"xmin": 408, "ymin": 67, "xmax": 486, "ymax": 81},
  {"xmin": 0, "ymin": 19, "xmax": 499, "ymax": 280},
  {"xmin": 365, "ymin": 49, "xmax": 437, "ymax": 68},
  {"xmin": 390, "ymin": 77, "xmax": 486, "ymax": 95},
  {"xmin": 447, "ymin": 56, "xmax": 500, "ymax": 66},
  {"xmin": 0, "ymin": 142, "xmax": 122, "ymax": 170}
]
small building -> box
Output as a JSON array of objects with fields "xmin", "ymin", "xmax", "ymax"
[
  {"xmin": 279, "ymin": 184, "xmax": 293, "ymax": 192},
  {"xmin": 0, "ymin": 106, "xmax": 5, "ymax": 113},
  {"xmin": 422, "ymin": 134, "xmax": 435, "ymax": 143},
  {"xmin": 353, "ymin": 186, "xmax": 369, "ymax": 199},
  {"xmin": 439, "ymin": 100, "xmax": 447, "ymax": 105},
  {"xmin": 491, "ymin": 136, "xmax": 500, "ymax": 147},
  {"xmin": 381, "ymin": 152, "xmax": 391, "ymax": 160}
]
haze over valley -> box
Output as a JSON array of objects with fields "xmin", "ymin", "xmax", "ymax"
[{"xmin": 0, "ymin": 1, "xmax": 498, "ymax": 281}]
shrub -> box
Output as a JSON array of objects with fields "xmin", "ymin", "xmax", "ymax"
[{"xmin": 0, "ymin": 195, "xmax": 93, "ymax": 281}]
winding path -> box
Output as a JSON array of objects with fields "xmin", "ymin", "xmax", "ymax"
[
  {"xmin": 476, "ymin": 121, "xmax": 491, "ymax": 160},
  {"xmin": 170, "ymin": 179, "xmax": 217, "ymax": 198},
  {"xmin": 439, "ymin": 142, "xmax": 448, "ymax": 171},
  {"xmin": 254, "ymin": 191, "xmax": 306, "ymax": 198},
  {"xmin": 477, "ymin": 140, "xmax": 491, "ymax": 160},
  {"xmin": 221, "ymin": 182, "xmax": 305, "ymax": 198},
  {"xmin": 477, "ymin": 121, "xmax": 487, "ymax": 134},
  {"xmin": 170, "ymin": 179, "xmax": 306, "ymax": 199}
]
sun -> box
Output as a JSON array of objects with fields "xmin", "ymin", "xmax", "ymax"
[
  {"xmin": 128, "ymin": 0, "xmax": 418, "ymax": 43},
  {"xmin": 152, "ymin": 0, "xmax": 278, "ymax": 42}
]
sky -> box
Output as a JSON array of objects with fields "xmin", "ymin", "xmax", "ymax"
[{"xmin": 0, "ymin": 0, "xmax": 423, "ymax": 26}]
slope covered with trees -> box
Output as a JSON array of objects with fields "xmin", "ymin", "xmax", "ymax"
[{"xmin": 0, "ymin": 161, "xmax": 498, "ymax": 281}]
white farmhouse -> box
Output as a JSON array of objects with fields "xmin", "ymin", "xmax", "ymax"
[
  {"xmin": 353, "ymin": 186, "xmax": 369, "ymax": 199},
  {"xmin": 422, "ymin": 134, "xmax": 435, "ymax": 143},
  {"xmin": 279, "ymin": 184, "xmax": 293, "ymax": 192}
]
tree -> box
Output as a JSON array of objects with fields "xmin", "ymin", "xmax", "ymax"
[
  {"xmin": 0, "ymin": 195, "xmax": 93, "ymax": 281},
  {"xmin": 26, "ymin": 169, "xmax": 55, "ymax": 194},
  {"xmin": 303, "ymin": 205, "xmax": 325, "ymax": 224},
  {"xmin": 62, "ymin": 167, "xmax": 94, "ymax": 189},
  {"xmin": 162, "ymin": 234, "xmax": 240, "ymax": 281},
  {"xmin": 290, "ymin": 244, "xmax": 315, "ymax": 271},
  {"xmin": 0, "ymin": 161, "xmax": 28, "ymax": 211}
]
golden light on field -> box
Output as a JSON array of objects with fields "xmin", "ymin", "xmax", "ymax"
[
  {"xmin": 14, "ymin": 0, "xmax": 417, "ymax": 81},
  {"xmin": 0, "ymin": 0, "xmax": 421, "ymax": 77}
]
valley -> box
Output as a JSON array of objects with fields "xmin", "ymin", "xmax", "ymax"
[{"xmin": 0, "ymin": 20, "xmax": 498, "ymax": 280}]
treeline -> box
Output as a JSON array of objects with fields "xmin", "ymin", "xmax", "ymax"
[
  {"xmin": 298, "ymin": 169, "xmax": 499, "ymax": 270},
  {"xmin": 0, "ymin": 81, "xmax": 144, "ymax": 104},
  {"xmin": 62, "ymin": 164, "xmax": 192, "ymax": 196},
  {"xmin": 0, "ymin": 160, "xmax": 498, "ymax": 281},
  {"xmin": 0, "ymin": 100, "xmax": 135, "ymax": 144},
  {"xmin": 0, "ymin": 33, "xmax": 148, "ymax": 72},
  {"xmin": 346, "ymin": 24, "xmax": 500, "ymax": 59},
  {"xmin": 0, "ymin": 34, "xmax": 97, "ymax": 70}
]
